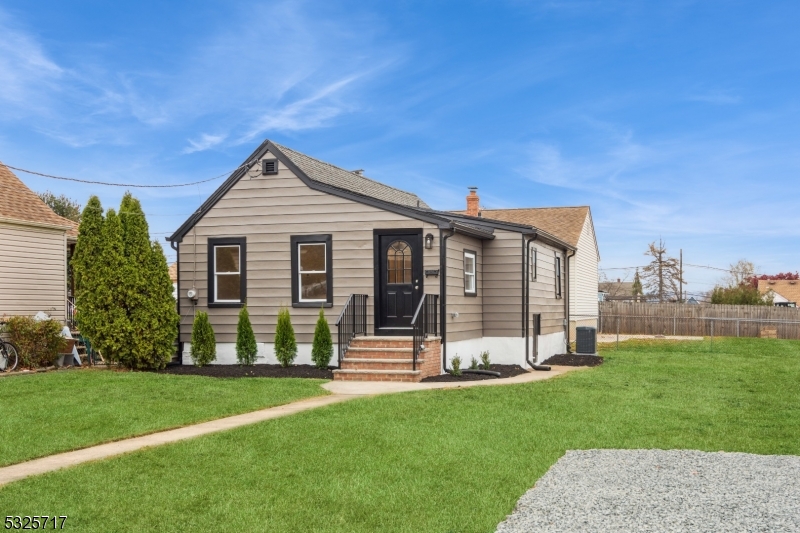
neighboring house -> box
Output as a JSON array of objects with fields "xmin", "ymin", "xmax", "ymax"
[
  {"xmin": 168, "ymin": 140, "xmax": 597, "ymax": 380},
  {"xmin": 598, "ymin": 279, "xmax": 635, "ymax": 300},
  {"xmin": 758, "ymin": 280, "xmax": 800, "ymax": 307},
  {"xmin": 455, "ymin": 206, "xmax": 600, "ymax": 341},
  {"xmin": 0, "ymin": 163, "xmax": 78, "ymax": 323}
]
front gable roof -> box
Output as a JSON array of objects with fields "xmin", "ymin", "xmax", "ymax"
[
  {"xmin": 168, "ymin": 139, "xmax": 574, "ymax": 249},
  {"xmin": 0, "ymin": 162, "xmax": 77, "ymax": 238}
]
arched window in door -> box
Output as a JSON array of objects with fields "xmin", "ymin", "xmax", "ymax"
[{"xmin": 387, "ymin": 241, "xmax": 412, "ymax": 284}]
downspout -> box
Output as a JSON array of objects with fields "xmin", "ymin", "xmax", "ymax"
[
  {"xmin": 564, "ymin": 249, "xmax": 576, "ymax": 354},
  {"xmin": 168, "ymin": 238, "xmax": 182, "ymax": 365},
  {"xmin": 525, "ymin": 234, "xmax": 550, "ymax": 371},
  {"xmin": 440, "ymin": 227, "xmax": 455, "ymax": 373}
]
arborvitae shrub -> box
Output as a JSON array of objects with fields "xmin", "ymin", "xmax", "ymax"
[
  {"xmin": 236, "ymin": 304, "xmax": 258, "ymax": 366},
  {"xmin": 450, "ymin": 355, "xmax": 462, "ymax": 376},
  {"xmin": 311, "ymin": 308, "xmax": 333, "ymax": 369},
  {"xmin": 470, "ymin": 357, "xmax": 479, "ymax": 370},
  {"xmin": 274, "ymin": 307, "xmax": 297, "ymax": 367},
  {"xmin": 191, "ymin": 311, "xmax": 216, "ymax": 366},
  {"xmin": 480, "ymin": 350, "xmax": 491, "ymax": 370}
]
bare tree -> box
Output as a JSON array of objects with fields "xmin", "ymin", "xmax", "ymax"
[
  {"xmin": 723, "ymin": 259, "xmax": 756, "ymax": 288},
  {"xmin": 641, "ymin": 239, "xmax": 684, "ymax": 303}
]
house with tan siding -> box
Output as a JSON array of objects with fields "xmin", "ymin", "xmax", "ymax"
[
  {"xmin": 169, "ymin": 140, "xmax": 600, "ymax": 381},
  {"xmin": 0, "ymin": 163, "xmax": 77, "ymax": 324}
]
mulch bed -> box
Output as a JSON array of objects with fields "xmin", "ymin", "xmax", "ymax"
[
  {"xmin": 158, "ymin": 364, "xmax": 334, "ymax": 379},
  {"xmin": 541, "ymin": 353, "xmax": 604, "ymax": 367},
  {"xmin": 421, "ymin": 364, "xmax": 529, "ymax": 382}
]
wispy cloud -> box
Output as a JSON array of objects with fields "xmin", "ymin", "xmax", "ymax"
[
  {"xmin": 183, "ymin": 133, "xmax": 227, "ymax": 154},
  {"xmin": 0, "ymin": 9, "xmax": 63, "ymax": 113}
]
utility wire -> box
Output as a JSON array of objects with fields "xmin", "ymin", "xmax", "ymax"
[{"xmin": 5, "ymin": 163, "xmax": 246, "ymax": 188}]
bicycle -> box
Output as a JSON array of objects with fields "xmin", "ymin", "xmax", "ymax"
[{"xmin": 1, "ymin": 339, "xmax": 19, "ymax": 372}]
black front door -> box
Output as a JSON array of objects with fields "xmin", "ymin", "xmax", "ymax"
[{"xmin": 375, "ymin": 230, "xmax": 423, "ymax": 334}]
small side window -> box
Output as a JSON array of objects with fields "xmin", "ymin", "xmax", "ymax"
[
  {"xmin": 464, "ymin": 250, "xmax": 477, "ymax": 296},
  {"xmin": 530, "ymin": 248, "xmax": 537, "ymax": 281},
  {"xmin": 555, "ymin": 254, "xmax": 562, "ymax": 298}
]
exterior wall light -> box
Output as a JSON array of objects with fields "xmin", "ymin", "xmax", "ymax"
[{"xmin": 425, "ymin": 233, "xmax": 434, "ymax": 249}]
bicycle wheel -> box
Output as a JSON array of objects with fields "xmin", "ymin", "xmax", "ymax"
[{"xmin": 1, "ymin": 341, "xmax": 18, "ymax": 372}]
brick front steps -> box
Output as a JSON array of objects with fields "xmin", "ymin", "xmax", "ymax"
[{"xmin": 333, "ymin": 336, "xmax": 441, "ymax": 382}]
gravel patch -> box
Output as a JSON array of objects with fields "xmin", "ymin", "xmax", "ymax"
[{"xmin": 496, "ymin": 449, "xmax": 800, "ymax": 533}]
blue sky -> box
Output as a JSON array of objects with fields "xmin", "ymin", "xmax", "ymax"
[{"xmin": 1, "ymin": 1, "xmax": 798, "ymax": 297}]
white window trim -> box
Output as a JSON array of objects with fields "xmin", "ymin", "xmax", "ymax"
[
  {"xmin": 464, "ymin": 251, "xmax": 477, "ymax": 294},
  {"xmin": 530, "ymin": 247, "xmax": 538, "ymax": 281},
  {"xmin": 298, "ymin": 242, "xmax": 327, "ymax": 303},
  {"xmin": 214, "ymin": 244, "xmax": 241, "ymax": 303}
]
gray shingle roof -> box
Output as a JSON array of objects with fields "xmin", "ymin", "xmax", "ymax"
[{"xmin": 273, "ymin": 142, "xmax": 430, "ymax": 209}]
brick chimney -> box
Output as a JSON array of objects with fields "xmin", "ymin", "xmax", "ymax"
[{"xmin": 466, "ymin": 187, "xmax": 479, "ymax": 217}]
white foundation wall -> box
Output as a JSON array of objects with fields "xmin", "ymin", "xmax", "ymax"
[
  {"xmin": 184, "ymin": 332, "xmax": 566, "ymax": 369},
  {"xmin": 183, "ymin": 343, "xmax": 340, "ymax": 366},
  {"xmin": 445, "ymin": 332, "xmax": 565, "ymax": 369}
]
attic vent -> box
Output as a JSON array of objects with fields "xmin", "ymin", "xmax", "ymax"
[{"xmin": 262, "ymin": 159, "xmax": 278, "ymax": 175}]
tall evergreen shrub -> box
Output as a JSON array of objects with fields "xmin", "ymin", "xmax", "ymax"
[
  {"xmin": 311, "ymin": 308, "xmax": 333, "ymax": 369},
  {"xmin": 86, "ymin": 209, "xmax": 131, "ymax": 363},
  {"xmin": 236, "ymin": 304, "xmax": 258, "ymax": 365},
  {"xmin": 145, "ymin": 241, "xmax": 181, "ymax": 369},
  {"xmin": 274, "ymin": 308, "xmax": 297, "ymax": 367},
  {"xmin": 72, "ymin": 196, "xmax": 104, "ymax": 319},
  {"xmin": 191, "ymin": 311, "xmax": 216, "ymax": 366},
  {"xmin": 71, "ymin": 193, "xmax": 179, "ymax": 370}
]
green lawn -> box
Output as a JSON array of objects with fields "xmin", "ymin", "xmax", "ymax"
[
  {"xmin": 2, "ymin": 338, "xmax": 799, "ymax": 532},
  {"xmin": 0, "ymin": 369, "xmax": 327, "ymax": 466}
]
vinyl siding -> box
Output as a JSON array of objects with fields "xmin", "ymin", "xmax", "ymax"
[
  {"xmin": 177, "ymin": 151, "xmax": 440, "ymax": 344},
  {"xmin": 445, "ymin": 232, "xmax": 482, "ymax": 342},
  {"xmin": 0, "ymin": 221, "xmax": 67, "ymax": 322},
  {"xmin": 482, "ymin": 230, "xmax": 523, "ymax": 337},
  {"xmin": 528, "ymin": 241, "xmax": 567, "ymax": 336},
  {"xmin": 569, "ymin": 214, "xmax": 599, "ymax": 322}
]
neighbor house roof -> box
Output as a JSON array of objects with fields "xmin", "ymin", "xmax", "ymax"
[
  {"xmin": 273, "ymin": 143, "xmax": 430, "ymax": 209},
  {"xmin": 599, "ymin": 280, "xmax": 634, "ymax": 297},
  {"xmin": 453, "ymin": 206, "xmax": 590, "ymax": 248},
  {"xmin": 0, "ymin": 162, "xmax": 78, "ymax": 239},
  {"xmin": 758, "ymin": 280, "xmax": 800, "ymax": 304}
]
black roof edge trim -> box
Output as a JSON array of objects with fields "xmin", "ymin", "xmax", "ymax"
[
  {"xmin": 168, "ymin": 139, "xmax": 452, "ymax": 243},
  {"xmin": 451, "ymin": 222, "xmax": 495, "ymax": 240}
]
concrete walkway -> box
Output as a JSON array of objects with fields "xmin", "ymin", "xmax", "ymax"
[
  {"xmin": 0, "ymin": 366, "xmax": 582, "ymax": 487},
  {"xmin": 322, "ymin": 365, "xmax": 581, "ymax": 395}
]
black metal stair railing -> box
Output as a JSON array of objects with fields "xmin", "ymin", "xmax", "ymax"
[
  {"xmin": 411, "ymin": 294, "xmax": 439, "ymax": 371},
  {"xmin": 335, "ymin": 294, "xmax": 368, "ymax": 366}
]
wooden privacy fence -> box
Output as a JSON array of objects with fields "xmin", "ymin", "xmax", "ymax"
[{"xmin": 598, "ymin": 302, "xmax": 800, "ymax": 339}]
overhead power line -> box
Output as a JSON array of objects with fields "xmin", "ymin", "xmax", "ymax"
[{"xmin": 4, "ymin": 163, "xmax": 245, "ymax": 188}]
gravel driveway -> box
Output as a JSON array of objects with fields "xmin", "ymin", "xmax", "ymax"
[{"xmin": 496, "ymin": 449, "xmax": 800, "ymax": 533}]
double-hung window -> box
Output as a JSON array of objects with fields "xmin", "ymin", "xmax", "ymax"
[
  {"xmin": 555, "ymin": 254, "xmax": 562, "ymax": 298},
  {"xmin": 464, "ymin": 250, "xmax": 477, "ymax": 296},
  {"xmin": 207, "ymin": 237, "xmax": 246, "ymax": 306},
  {"xmin": 291, "ymin": 235, "xmax": 333, "ymax": 307}
]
